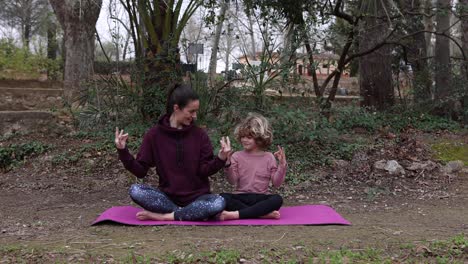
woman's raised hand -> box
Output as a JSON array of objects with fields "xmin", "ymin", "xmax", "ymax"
[
  {"xmin": 274, "ymin": 146, "xmax": 287, "ymax": 167},
  {"xmin": 218, "ymin": 136, "xmax": 232, "ymax": 161},
  {"xmin": 115, "ymin": 127, "xmax": 129, "ymax": 150}
]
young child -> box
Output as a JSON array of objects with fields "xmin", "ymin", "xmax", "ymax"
[{"xmin": 219, "ymin": 113, "xmax": 287, "ymax": 220}]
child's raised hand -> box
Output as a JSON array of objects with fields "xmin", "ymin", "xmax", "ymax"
[
  {"xmin": 218, "ymin": 136, "xmax": 232, "ymax": 161},
  {"xmin": 274, "ymin": 145, "xmax": 287, "ymax": 167},
  {"xmin": 115, "ymin": 127, "xmax": 129, "ymax": 150}
]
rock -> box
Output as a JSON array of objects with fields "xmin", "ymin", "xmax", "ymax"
[
  {"xmin": 337, "ymin": 87, "xmax": 348, "ymax": 95},
  {"xmin": 351, "ymin": 152, "xmax": 369, "ymax": 164},
  {"xmin": 406, "ymin": 161, "xmax": 438, "ymax": 171},
  {"xmin": 40, "ymin": 155, "xmax": 52, "ymax": 162},
  {"xmin": 333, "ymin": 159, "xmax": 350, "ymax": 168},
  {"xmin": 384, "ymin": 160, "xmax": 405, "ymax": 175},
  {"xmin": 443, "ymin": 160, "xmax": 464, "ymax": 174},
  {"xmin": 374, "ymin": 160, "xmax": 387, "ymax": 170}
]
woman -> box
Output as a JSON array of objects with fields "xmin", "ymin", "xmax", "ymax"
[{"xmin": 115, "ymin": 83, "xmax": 231, "ymax": 221}]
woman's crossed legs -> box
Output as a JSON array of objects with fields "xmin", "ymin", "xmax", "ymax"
[{"xmin": 129, "ymin": 184, "xmax": 225, "ymax": 221}]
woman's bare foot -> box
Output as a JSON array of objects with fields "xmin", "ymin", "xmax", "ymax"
[
  {"xmin": 136, "ymin": 210, "xmax": 174, "ymax": 221},
  {"xmin": 218, "ymin": 210, "xmax": 240, "ymax": 221},
  {"xmin": 260, "ymin": 210, "xmax": 281, "ymax": 219}
]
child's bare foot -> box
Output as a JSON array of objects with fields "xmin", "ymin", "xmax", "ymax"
[
  {"xmin": 218, "ymin": 210, "xmax": 240, "ymax": 221},
  {"xmin": 260, "ymin": 210, "xmax": 281, "ymax": 219},
  {"xmin": 136, "ymin": 210, "xmax": 174, "ymax": 221}
]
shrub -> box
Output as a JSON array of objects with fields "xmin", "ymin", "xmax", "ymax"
[
  {"xmin": 0, "ymin": 142, "xmax": 49, "ymax": 171},
  {"xmin": 0, "ymin": 38, "xmax": 61, "ymax": 79}
]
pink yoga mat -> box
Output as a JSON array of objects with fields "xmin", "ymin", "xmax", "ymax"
[{"xmin": 92, "ymin": 205, "xmax": 351, "ymax": 226}]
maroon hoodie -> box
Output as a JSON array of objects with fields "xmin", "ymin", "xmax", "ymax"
[{"xmin": 118, "ymin": 115, "xmax": 226, "ymax": 206}]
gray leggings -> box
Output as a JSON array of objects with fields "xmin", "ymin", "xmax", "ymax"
[{"xmin": 129, "ymin": 184, "xmax": 225, "ymax": 221}]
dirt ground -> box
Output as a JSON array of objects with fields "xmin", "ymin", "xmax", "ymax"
[{"xmin": 0, "ymin": 130, "xmax": 467, "ymax": 262}]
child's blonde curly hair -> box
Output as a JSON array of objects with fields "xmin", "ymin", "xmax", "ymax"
[{"xmin": 234, "ymin": 113, "xmax": 273, "ymax": 150}]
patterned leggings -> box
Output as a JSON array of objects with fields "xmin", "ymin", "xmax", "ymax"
[{"xmin": 129, "ymin": 184, "xmax": 225, "ymax": 221}]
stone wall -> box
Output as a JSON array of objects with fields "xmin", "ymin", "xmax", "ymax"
[{"xmin": 0, "ymin": 80, "xmax": 64, "ymax": 136}]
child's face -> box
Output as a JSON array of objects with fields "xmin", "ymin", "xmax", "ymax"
[{"xmin": 240, "ymin": 136, "xmax": 258, "ymax": 151}]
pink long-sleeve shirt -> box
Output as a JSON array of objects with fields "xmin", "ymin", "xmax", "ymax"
[{"xmin": 224, "ymin": 150, "xmax": 286, "ymax": 194}]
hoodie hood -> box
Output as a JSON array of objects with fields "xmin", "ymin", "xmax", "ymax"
[
  {"xmin": 157, "ymin": 114, "xmax": 195, "ymax": 134},
  {"xmin": 157, "ymin": 114, "xmax": 196, "ymax": 168}
]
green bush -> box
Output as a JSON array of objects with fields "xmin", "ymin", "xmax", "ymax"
[
  {"xmin": 0, "ymin": 142, "xmax": 49, "ymax": 171},
  {"xmin": 214, "ymin": 104, "xmax": 461, "ymax": 185},
  {"xmin": 191, "ymin": 71, "xmax": 246, "ymax": 125},
  {"xmin": 331, "ymin": 106, "xmax": 460, "ymax": 133},
  {"xmin": 332, "ymin": 106, "xmax": 380, "ymax": 132},
  {"xmin": 76, "ymin": 74, "xmax": 140, "ymax": 129},
  {"xmin": 0, "ymin": 38, "xmax": 61, "ymax": 79}
]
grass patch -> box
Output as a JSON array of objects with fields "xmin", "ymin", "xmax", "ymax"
[
  {"xmin": 0, "ymin": 234, "xmax": 466, "ymax": 263},
  {"xmin": 164, "ymin": 249, "xmax": 241, "ymax": 264},
  {"xmin": 425, "ymin": 234, "xmax": 468, "ymax": 258},
  {"xmin": 314, "ymin": 248, "xmax": 386, "ymax": 264},
  {"xmin": 431, "ymin": 142, "xmax": 468, "ymax": 165}
]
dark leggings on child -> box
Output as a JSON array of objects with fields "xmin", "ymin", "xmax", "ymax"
[
  {"xmin": 129, "ymin": 184, "xmax": 226, "ymax": 221},
  {"xmin": 220, "ymin": 193, "xmax": 283, "ymax": 219}
]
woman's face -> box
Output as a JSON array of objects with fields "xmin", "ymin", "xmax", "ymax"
[{"xmin": 173, "ymin": 99, "xmax": 199, "ymax": 126}]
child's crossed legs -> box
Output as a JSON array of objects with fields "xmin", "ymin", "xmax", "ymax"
[{"xmin": 219, "ymin": 193, "xmax": 283, "ymax": 220}]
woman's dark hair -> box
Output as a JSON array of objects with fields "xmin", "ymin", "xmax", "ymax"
[{"xmin": 166, "ymin": 83, "xmax": 199, "ymax": 115}]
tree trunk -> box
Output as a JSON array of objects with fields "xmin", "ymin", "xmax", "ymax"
[
  {"xmin": 224, "ymin": 23, "xmax": 233, "ymax": 77},
  {"xmin": 208, "ymin": 0, "xmax": 229, "ymax": 86},
  {"xmin": 63, "ymin": 24, "xmax": 97, "ymax": 101},
  {"xmin": 122, "ymin": 33, "xmax": 130, "ymax": 61},
  {"xmin": 47, "ymin": 18, "xmax": 58, "ymax": 80},
  {"xmin": 49, "ymin": 0, "xmax": 102, "ymax": 104},
  {"xmin": 24, "ymin": 19, "xmax": 31, "ymax": 50},
  {"xmin": 434, "ymin": 0, "xmax": 452, "ymax": 115},
  {"xmin": 246, "ymin": 10, "xmax": 256, "ymax": 58},
  {"xmin": 326, "ymin": 27, "xmax": 355, "ymax": 108},
  {"xmin": 22, "ymin": 0, "xmax": 33, "ymax": 50},
  {"xmin": 460, "ymin": 0, "xmax": 468, "ymax": 123},
  {"xmin": 404, "ymin": 0, "xmax": 432, "ymax": 103},
  {"xmin": 359, "ymin": 4, "xmax": 394, "ymax": 111},
  {"xmin": 461, "ymin": 0, "xmax": 468, "ymax": 79},
  {"xmin": 119, "ymin": 0, "xmax": 202, "ymax": 121},
  {"xmin": 304, "ymin": 37, "xmax": 320, "ymax": 97},
  {"xmin": 424, "ymin": 0, "xmax": 435, "ymax": 56},
  {"xmin": 47, "ymin": 20, "xmax": 57, "ymax": 60},
  {"xmin": 280, "ymin": 23, "xmax": 295, "ymax": 90}
]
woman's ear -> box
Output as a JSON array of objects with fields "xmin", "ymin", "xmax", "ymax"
[{"xmin": 173, "ymin": 104, "xmax": 180, "ymax": 112}]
